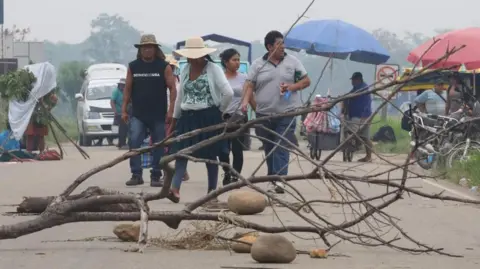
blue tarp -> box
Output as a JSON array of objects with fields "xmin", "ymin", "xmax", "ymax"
[{"xmin": 0, "ymin": 130, "xmax": 20, "ymax": 152}]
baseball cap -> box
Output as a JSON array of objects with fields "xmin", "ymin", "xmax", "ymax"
[
  {"xmin": 118, "ymin": 78, "xmax": 126, "ymax": 85},
  {"xmin": 350, "ymin": 72, "xmax": 363, "ymax": 80}
]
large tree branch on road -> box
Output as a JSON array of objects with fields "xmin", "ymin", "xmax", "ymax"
[{"xmin": 0, "ymin": 41, "xmax": 476, "ymax": 259}]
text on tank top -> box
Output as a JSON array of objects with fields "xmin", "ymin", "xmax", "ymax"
[{"xmin": 129, "ymin": 58, "xmax": 168, "ymax": 122}]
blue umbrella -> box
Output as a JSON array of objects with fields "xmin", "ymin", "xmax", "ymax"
[{"xmin": 284, "ymin": 19, "xmax": 390, "ymax": 64}]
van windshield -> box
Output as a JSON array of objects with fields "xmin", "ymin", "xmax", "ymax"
[{"xmin": 86, "ymin": 84, "xmax": 117, "ymax": 100}]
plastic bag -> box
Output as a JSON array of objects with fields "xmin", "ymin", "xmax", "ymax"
[
  {"xmin": 0, "ymin": 130, "xmax": 20, "ymax": 151},
  {"xmin": 8, "ymin": 62, "xmax": 57, "ymax": 140},
  {"xmin": 327, "ymin": 105, "xmax": 340, "ymax": 133},
  {"xmin": 141, "ymin": 136, "xmax": 152, "ymax": 168}
]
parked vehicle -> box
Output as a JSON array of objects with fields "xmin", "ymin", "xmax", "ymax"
[{"xmin": 75, "ymin": 63, "xmax": 127, "ymax": 146}]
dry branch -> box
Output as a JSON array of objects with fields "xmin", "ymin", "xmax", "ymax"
[{"xmin": 0, "ymin": 26, "xmax": 477, "ymax": 259}]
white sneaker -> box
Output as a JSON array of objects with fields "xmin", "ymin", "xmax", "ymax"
[{"xmin": 270, "ymin": 182, "xmax": 285, "ymax": 194}]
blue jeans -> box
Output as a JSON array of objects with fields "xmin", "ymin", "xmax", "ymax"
[
  {"xmin": 129, "ymin": 116, "xmax": 165, "ymax": 178},
  {"xmin": 171, "ymin": 157, "xmax": 218, "ymax": 192},
  {"xmin": 255, "ymin": 115, "xmax": 296, "ymax": 176}
]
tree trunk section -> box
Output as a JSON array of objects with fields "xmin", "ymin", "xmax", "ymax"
[{"xmin": 16, "ymin": 186, "xmax": 139, "ymax": 214}]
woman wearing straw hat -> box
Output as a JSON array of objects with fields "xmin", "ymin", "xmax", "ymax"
[
  {"xmin": 122, "ymin": 34, "xmax": 177, "ymax": 187},
  {"xmin": 167, "ymin": 37, "xmax": 233, "ymax": 203}
]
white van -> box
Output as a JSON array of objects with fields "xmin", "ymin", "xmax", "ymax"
[{"xmin": 75, "ymin": 63, "xmax": 127, "ymax": 146}]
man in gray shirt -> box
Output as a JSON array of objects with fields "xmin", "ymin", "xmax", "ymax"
[{"xmin": 241, "ymin": 30, "xmax": 311, "ymax": 193}]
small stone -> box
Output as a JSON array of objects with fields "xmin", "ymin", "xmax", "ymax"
[
  {"xmin": 113, "ymin": 223, "xmax": 140, "ymax": 242},
  {"xmin": 231, "ymin": 234, "xmax": 258, "ymax": 253},
  {"xmin": 309, "ymin": 248, "xmax": 328, "ymax": 259},
  {"xmin": 250, "ymin": 234, "xmax": 297, "ymax": 263},
  {"xmin": 227, "ymin": 190, "xmax": 267, "ymax": 215},
  {"xmin": 459, "ymin": 178, "xmax": 470, "ymax": 187}
]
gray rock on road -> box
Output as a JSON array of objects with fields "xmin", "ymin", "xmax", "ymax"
[
  {"xmin": 250, "ymin": 234, "xmax": 297, "ymax": 263},
  {"xmin": 113, "ymin": 222, "xmax": 140, "ymax": 242},
  {"xmin": 227, "ymin": 190, "xmax": 267, "ymax": 215}
]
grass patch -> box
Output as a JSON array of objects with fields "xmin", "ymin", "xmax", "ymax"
[
  {"xmin": 444, "ymin": 154, "xmax": 480, "ymax": 188},
  {"xmin": 370, "ymin": 116, "xmax": 411, "ymax": 154},
  {"xmin": 46, "ymin": 117, "xmax": 78, "ymax": 144},
  {"xmin": 295, "ymin": 114, "xmax": 411, "ymax": 154}
]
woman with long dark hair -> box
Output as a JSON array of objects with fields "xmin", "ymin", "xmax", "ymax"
[
  {"xmin": 165, "ymin": 54, "xmax": 190, "ymax": 182},
  {"xmin": 217, "ymin": 48, "xmax": 247, "ymax": 185},
  {"xmin": 167, "ymin": 37, "xmax": 233, "ymax": 203}
]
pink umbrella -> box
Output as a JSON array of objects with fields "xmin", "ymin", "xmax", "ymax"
[{"xmin": 407, "ymin": 27, "xmax": 480, "ymax": 70}]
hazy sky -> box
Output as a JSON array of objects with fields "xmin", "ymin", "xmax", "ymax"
[{"xmin": 6, "ymin": 0, "xmax": 480, "ymax": 46}]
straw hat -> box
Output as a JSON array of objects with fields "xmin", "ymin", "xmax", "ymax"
[
  {"xmin": 174, "ymin": 37, "xmax": 216, "ymax": 59},
  {"xmin": 165, "ymin": 54, "xmax": 179, "ymax": 67},
  {"xmin": 134, "ymin": 34, "xmax": 161, "ymax": 48}
]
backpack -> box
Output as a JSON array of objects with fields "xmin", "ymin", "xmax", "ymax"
[{"xmin": 372, "ymin": 125, "xmax": 397, "ymax": 143}]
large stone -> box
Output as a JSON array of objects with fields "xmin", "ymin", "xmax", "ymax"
[
  {"xmin": 231, "ymin": 234, "xmax": 258, "ymax": 253},
  {"xmin": 250, "ymin": 234, "xmax": 297, "ymax": 263},
  {"xmin": 227, "ymin": 190, "xmax": 267, "ymax": 215},
  {"xmin": 113, "ymin": 223, "xmax": 140, "ymax": 242}
]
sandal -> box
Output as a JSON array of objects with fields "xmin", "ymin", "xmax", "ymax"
[
  {"xmin": 357, "ymin": 157, "xmax": 372, "ymax": 163},
  {"xmin": 167, "ymin": 191, "xmax": 180, "ymax": 203}
]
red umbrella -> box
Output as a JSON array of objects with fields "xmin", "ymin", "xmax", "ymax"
[{"xmin": 407, "ymin": 27, "xmax": 480, "ymax": 70}]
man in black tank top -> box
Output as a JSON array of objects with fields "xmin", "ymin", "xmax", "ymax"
[{"xmin": 121, "ymin": 34, "xmax": 177, "ymax": 187}]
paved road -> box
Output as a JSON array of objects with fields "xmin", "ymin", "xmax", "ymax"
[{"xmin": 0, "ymin": 144, "xmax": 479, "ymax": 269}]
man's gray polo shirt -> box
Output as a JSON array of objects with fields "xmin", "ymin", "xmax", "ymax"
[{"xmin": 247, "ymin": 53, "xmax": 308, "ymax": 115}]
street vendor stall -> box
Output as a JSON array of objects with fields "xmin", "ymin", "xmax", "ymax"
[{"xmin": 284, "ymin": 19, "xmax": 390, "ymax": 161}]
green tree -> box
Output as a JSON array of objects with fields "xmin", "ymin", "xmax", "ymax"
[
  {"xmin": 57, "ymin": 61, "xmax": 88, "ymax": 112},
  {"xmin": 83, "ymin": 13, "xmax": 142, "ymax": 64}
]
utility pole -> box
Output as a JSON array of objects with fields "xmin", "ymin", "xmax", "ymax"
[{"xmin": 0, "ymin": 0, "xmax": 4, "ymax": 58}]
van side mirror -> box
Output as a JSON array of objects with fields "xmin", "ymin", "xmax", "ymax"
[{"xmin": 75, "ymin": 93, "xmax": 83, "ymax": 100}]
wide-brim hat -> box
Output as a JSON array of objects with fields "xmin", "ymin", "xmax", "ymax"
[
  {"xmin": 165, "ymin": 54, "xmax": 179, "ymax": 68},
  {"xmin": 134, "ymin": 34, "xmax": 161, "ymax": 48},
  {"xmin": 174, "ymin": 36, "xmax": 216, "ymax": 59}
]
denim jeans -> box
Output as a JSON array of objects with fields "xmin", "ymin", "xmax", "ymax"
[
  {"xmin": 255, "ymin": 115, "xmax": 296, "ymax": 176},
  {"xmin": 171, "ymin": 157, "xmax": 218, "ymax": 192},
  {"xmin": 114, "ymin": 114, "xmax": 128, "ymax": 147},
  {"xmin": 129, "ymin": 116, "xmax": 165, "ymax": 178}
]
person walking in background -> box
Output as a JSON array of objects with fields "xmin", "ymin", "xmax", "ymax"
[
  {"xmin": 165, "ymin": 54, "xmax": 190, "ymax": 182},
  {"xmin": 241, "ymin": 30, "xmax": 311, "ymax": 194},
  {"xmin": 111, "ymin": 78, "xmax": 129, "ymax": 149},
  {"xmin": 218, "ymin": 48, "xmax": 247, "ymax": 186},
  {"xmin": 167, "ymin": 37, "xmax": 233, "ymax": 203},
  {"xmin": 121, "ymin": 34, "xmax": 177, "ymax": 187},
  {"xmin": 343, "ymin": 72, "xmax": 373, "ymax": 162}
]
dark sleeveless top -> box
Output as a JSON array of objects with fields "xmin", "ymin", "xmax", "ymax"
[{"xmin": 128, "ymin": 58, "xmax": 168, "ymax": 123}]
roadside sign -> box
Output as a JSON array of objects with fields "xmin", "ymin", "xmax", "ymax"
[{"xmin": 375, "ymin": 64, "xmax": 399, "ymax": 87}]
